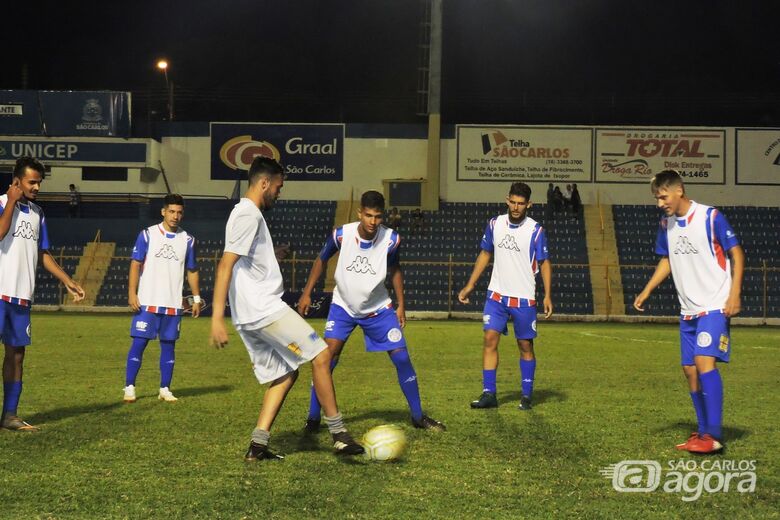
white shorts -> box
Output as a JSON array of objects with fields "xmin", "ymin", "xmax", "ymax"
[{"xmin": 237, "ymin": 307, "xmax": 327, "ymax": 384}]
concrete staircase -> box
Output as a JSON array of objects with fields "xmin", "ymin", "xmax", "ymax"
[
  {"xmin": 583, "ymin": 204, "xmax": 625, "ymax": 316},
  {"xmin": 65, "ymin": 241, "xmax": 116, "ymax": 306}
]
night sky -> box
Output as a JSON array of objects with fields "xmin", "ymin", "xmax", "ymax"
[{"xmin": 5, "ymin": 1, "xmax": 780, "ymax": 126}]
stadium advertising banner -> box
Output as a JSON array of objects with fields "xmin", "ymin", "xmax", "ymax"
[
  {"xmin": 456, "ymin": 125, "xmax": 592, "ymax": 182},
  {"xmin": 39, "ymin": 91, "xmax": 131, "ymax": 138},
  {"xmin": 210, "ymin": 122, "xmax": 344, "ymax": 181},
  {"xmin": 0, "ymin": 137, "xmax": 148, "ymax": 167},
  {"xmin": 735, "ymin": 129, "xmax": 780, "ymax": 185},
  {"xmin": 0, "ymin": 91, "xmax": 41, "ymax": 135},
  {"xmin": 595, "ymin": 128, "xmax": 726, "ymax": 184}
]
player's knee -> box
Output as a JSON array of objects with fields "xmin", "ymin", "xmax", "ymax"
[{"xmin": 389, "ymin": 348, "xmax": 410, "ymax": 364}]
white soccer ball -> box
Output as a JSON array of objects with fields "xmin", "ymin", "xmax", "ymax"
[{"xmin": 362, "ymin": 424, "xmax": 407, "ymax": 462}]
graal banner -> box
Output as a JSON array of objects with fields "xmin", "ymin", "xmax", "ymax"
[
  {"xmin": 596, "ymin": 128, "xmax": 725, "ymax": 184},
  {"xmin": 456, "ymin": 126, "xmax": 592, "ymax": 182},
  {"xmin": 735, "ymin": 129, "xmax": 780, "ymax": 185}
]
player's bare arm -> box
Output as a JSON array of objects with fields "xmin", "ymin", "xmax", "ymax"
[
  {"xmin": 540, "ymin": 260, "xmax": 553, "ymax": 318},
  {"xmin": 0, "ymin": 180, "xmax": 24, "ymax": 240},
  {"xmin": 458, "ymin": 250, "xmax": 492, "ymax": 304},
  {"xmin": 298, "ymin": 256, "xmax": 327, "ymax": 316},
  {"xmin": 633, "ymin": 257, "xmax": 672, "ymax": 311},
  {"xmin": 187, "ymin": 269, "xmax": 201, "ymax": 318},
  {"xmin": 389, "ymin": 264, "xmax": 406, "ymax": 328},
  {"xmin": 210, "ymin": 252, "xmax": 240, "ymax": 348},
  {"xmin": 128, "ymin": 259, "xmax": 142, "ymax": 311},
  {"xmin": 724, "ymin": 245, "xmax": 745, "ymax": 317},
  {"xmin": 41, "ymin": 251, "xmax": 85, "ymax": 302}
]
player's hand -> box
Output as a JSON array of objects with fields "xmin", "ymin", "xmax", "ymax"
[
  {"xmin": 633, "ymin": 291, "xmax": 649, "ymax": 312},
  {"xmin": 724, "ymin": 294, "xmax": 741, "ymax": 318},
  {"xmin": 396, "ymin": 305, "xmax": 406, "ymax": 328},
  {"xmin": 297, "ymin": 293, "xmax": 311, "ymax": 316},
  {"xmin": 274, "ymin": 244, "xmax": 290, "ymax": 261},
  {"xmin": 65, "ymin": 280, "xmax": 85, "ymax": 302},
  {"xmin": 210, "ymin": 319, "xmax": 229, "ymax": 349},
  {"xmin": 128, "ymin": 293, "xmax": 141, "ymax": 312},
  {"xmin": 191, "ymin": 301, "xmax": 201, "ymax": 318},
  {"xmin": 458, "ymin": 285, "xmax": 473, "ymax": 304},
  {"xmin": 543, "ymin": 296, "xmax": 553, "ymax": 319},
  {"xmin": 6, "ymin": 179, "xmax": 23, "ymax": 204}
]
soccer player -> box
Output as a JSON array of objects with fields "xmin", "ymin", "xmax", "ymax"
[
  {"xmin": 209, "ymin": 156, "xmax": 363, "ymax": 460},
  {"xmin": 634, "ymin": 170, "xmax": 743, "ymax": 454},
  {"xmin": 0, "ymin": 157, "xmax": 85, "ymax": 431},
  {"xmin": 458, "ymin": 182, "xmax": 553, "ymax": 410},
  {"xmin": 298, "ymin": 191, "xmax": 445, "ymax": 432},
  {"xmin": 123, "ymin": 194, "xmax": 200, "ymax": 404}
]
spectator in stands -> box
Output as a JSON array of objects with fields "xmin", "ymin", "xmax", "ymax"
[
  {"xmin": 297, "ymin": 190, "xmax": 444, "ymax": 431},
  {"xmin": 563, "ymin": 184, "xmax": 573, "ymax": 214},
  {"xmin": 634, "ymin": 169, "xmax": 744, "ymax": 455},
  {"xmin": 68, "ymin": 184, "xmax": 81, "ymax": 218},
  {"xmin": 387, "ymin": 207, "xmax": 402, "ymax": 229},
  {"xmin": 123, "ymin": 194, "xmax": 201, "ymax": 404},
  {"xmin": 0, "ymin": 157, "xmax": 85, "ymax": 432},
  {"xmin": 458, "ymin": 181, "xmax": 553, "ymax": 411},
  {"xmin": 552, "ymin": 186, "xmax": 565, "ymax": 216},
  {"xmin": 570, "ymin": 183, "xmax": 582, "ymax": 219},
  {"xmin": 411, "ymin": 208, "xmax": 425, "ymax": 234}
]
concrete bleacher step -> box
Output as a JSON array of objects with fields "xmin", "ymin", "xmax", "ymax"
[
  {"xmin": 583, "ymin": 204, "xmax": 625, "ymax": 316},
  {"xmin": 66, "ymin": 241, "xmax": 116, "ymax": 307}
]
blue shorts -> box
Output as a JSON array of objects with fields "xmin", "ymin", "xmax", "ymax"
[
  {"xmin": 324, "ymin": 304, "xmax": 406, "ymax": 352},
  {"xmin": 679, "ymin": 312, "xmax": 730, "ymax": 366},
  {"xmin": 483, "ymin": 298, "xmax": 537, "ymax": 340},
  {"xmin": 0, "ymin": 300, "xmax": 31, "ymax": 347},
  {"xmin": 130, "ymin": 311, "xmax": 182, "ymax": 341}
]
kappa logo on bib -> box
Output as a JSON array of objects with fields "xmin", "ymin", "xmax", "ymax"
[
  {"xmin": 346, "ymin": 256, "xmax": 376, "ymax": 275},
  {"xmin": 387, "ymin": 328, "xmax": 403, "ymax": 343},
  {"xmin": 696, "ymin": 332, "xmax": 712, "ymax": 348},
  {"xmin": 673, "ymin": 236, "xmax": 699, "ymax": 255}
]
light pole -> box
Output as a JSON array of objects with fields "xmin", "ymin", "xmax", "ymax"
[{"xmin": 156, "ymin": 59, "xmax": 174, "ymax": 121}]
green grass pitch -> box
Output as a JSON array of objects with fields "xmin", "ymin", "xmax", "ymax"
[{"xmin": 1, "ymin": 314, "xmax": 778, "ymax": 518}]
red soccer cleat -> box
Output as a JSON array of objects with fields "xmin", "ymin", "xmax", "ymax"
[
  {"xmin": 687, "ymin": 433, "xmax": 723, "ymax": 454},
  {"xmin": 675, "ymin": 432, "xmax": 699, "ymax": 450}
]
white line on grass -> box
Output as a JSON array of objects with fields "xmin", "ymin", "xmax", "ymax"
[{"xmin": 578, "ymin": 332, "xmax": 775, "ymax": 350}]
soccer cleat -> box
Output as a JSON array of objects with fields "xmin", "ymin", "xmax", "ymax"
[
  {"xmin": 158, "ymin": 387, "xmax": 178, "ymax": 402},
  {"xmin": 303, "ymin": 418, "xmax": 321, "ymax": 434},
  {"xmin": 123, "ymin": 385, "xmax": 137, "ymax": 403},
  {"xmin": 687, "ymin": 433, "xmax": 724, "ymax": 454},
  {"xmin": 332, "ymin": 431, "xmax": 365, "ymax": 455},
  {"xmin": 470, "ymin": 392, "xmax": 498, "ymax": 409},
  {"xmin": 244, "ymin": 442, "xmax": 284, "ymax": 461},
  {"xmin": 412, "ymin": 414, "xmax": 446, "ymax": 431},
  {"xmin": 518, "ymin": 395, "xmax": 532, "ymax": 411},
  {"xmin": 1, "ymin": 415, "xmax": 40, "ymax": 432},
  {"xmin": 675, "ymin": 432, "xmax": 699, "ymax": 450}
]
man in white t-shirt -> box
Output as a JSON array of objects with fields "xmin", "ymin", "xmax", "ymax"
[
  {"xmin": 458, "ymin": 182, "xmax": 553, "ymax": 411},
  {"xmin": 634, "ymin": 170, "xmax": 744, "ymax": 454},
  {"xmin": 0, "ymin": 157, "xmax": 85, "ymax": 432},
  {"xmin": 209, "ymin": 156, "xmax": 363, "ymax": 460}
]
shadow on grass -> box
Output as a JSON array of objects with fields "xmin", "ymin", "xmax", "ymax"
[
  {"xmin": 26, "ymin": 384, "xmax": 234, "ymax": 424},
  {"xmin": 500, "ymin": 388, "xmax": 568, "ymax": 406},
  {"xmin": 654, "ymin": 421, "xmax": 751, "ymax": 442}
]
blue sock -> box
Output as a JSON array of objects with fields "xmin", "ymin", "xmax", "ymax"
[
  {"xmin": 483, "ymin": 369, "xmax": 497, "ymax": 394},
  {"xmin": 125, "ymin": 337, "xmax": 149, "ymax": 386},
  {"xmin": 520, "ymin": 358, "xmax": 536, "ymax": 398},
  {"xmin": 160, "ymin": 340, "xmax": 176, "ymax": 388},
  {"xmin": 390, "ymin": 349, "xmax": 423, "ymax": 422},
  {"xmin": 2, "ymin": 381, "xmax": 23, "ymax": 417},
  {"xmin": 690, "ymin": 391, "xmax": 707, "ymax": 436},
  {"xmin": 700, "ymin": 369, "xmax": 723, "ymax": 439},
  {"xmin": 307, "ymin": 357, "xmax": 339, "ymax": 420}
]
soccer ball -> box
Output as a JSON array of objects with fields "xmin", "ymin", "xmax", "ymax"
[{"xmin": 362, "ymin": 424, "xmax": 407, "ymax": 462}]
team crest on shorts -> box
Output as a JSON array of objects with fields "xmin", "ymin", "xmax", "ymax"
[
  {"xmin": 483, "ymin": 315, "xmax": 491, "ymax": 324},
  {"xmin": 287, "ymin": 342, "xmax": 302, "ymax": 357},
  {"xmin": 531, "ymin": 320, "xmax": 537, "ymax": 332},
  {"xmin": 325, "ymin": 320, "xmax": 335, "ymax": 332},
  {"xmin": 696, "ymin": 331, "xmax": 712, "ymax": 347},
  {"xmin": 718, "ymin": 334, "xmax": 729, "ymax": 352},
  {"xmin": 387, "ymin": 328, "xmax": 403, "ymax": 343},
  {"xmin": 26, "ymin": 323, "xmax": 31, "ymax": 338},
  {"xmin": 136, "ymin": 321, "xmax": 148, "ymax": 332}
]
